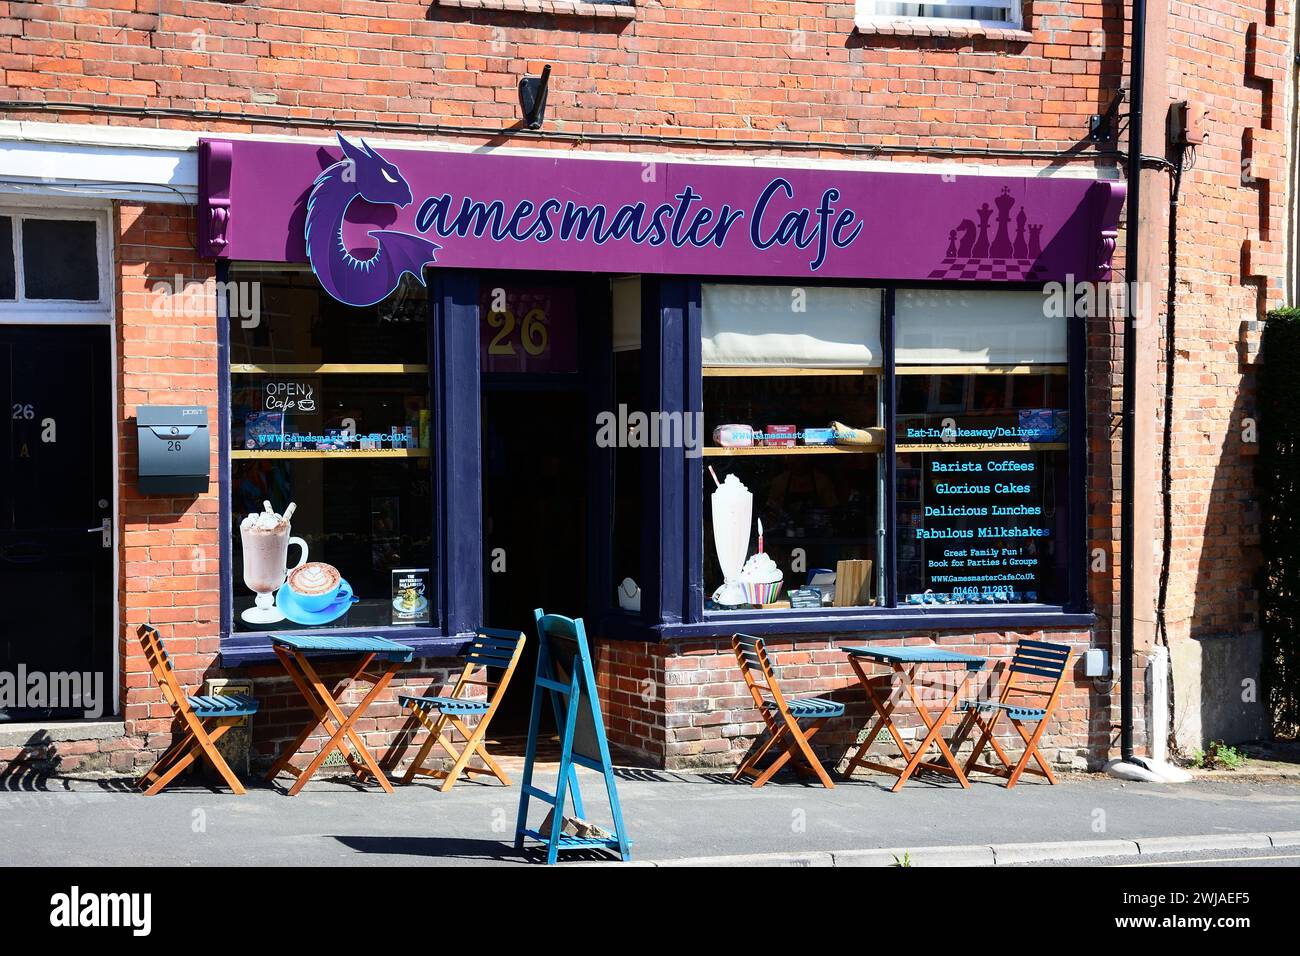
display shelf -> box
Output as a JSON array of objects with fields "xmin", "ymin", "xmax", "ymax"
[
  {"xmin": 702, "ymin": 444, "xmax": 882, "ymax": 456},
  {"xmin": 230, "ymin": 363, "xmax": 429, "ymax": 375},
  {"xmin": 894, "ymin": 364, "xmax": 1068, "ymax": 376},
  {"xmin": 895, "ymin": 442, "xmax": 1068, "ymax": 453},
  {"xmin": 231, "ymin": 448, "xmax": 431, "ymax": 460}
]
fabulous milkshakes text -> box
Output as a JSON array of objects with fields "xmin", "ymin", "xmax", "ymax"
[{"xmin": 413, "ymin": 179, "xmax": 864, "ymax": 271}]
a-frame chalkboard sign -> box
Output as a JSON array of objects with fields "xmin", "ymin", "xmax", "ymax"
[{"xmin": 514, "ymin": 609, "xmax": 631, "ymax": 864}]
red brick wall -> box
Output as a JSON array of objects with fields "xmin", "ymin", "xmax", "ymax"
[
  {"xmin": 1155, "ymin": 2, "xmax": 1276, "ymax": 646},
  {"xmin": 0, "ymin": 0, "xmax": 1122, "ymax": 159},
  {"xmin": 117, "ymin": 201, "xmax": 221, "ymax": 775},
  {"xmin": 1141, "ymin": 1, "xmax": 1279, "ymax": 746},
  {"xmin": 595, "ymin": 630, "xmax": 1111, "ymax": 771}
]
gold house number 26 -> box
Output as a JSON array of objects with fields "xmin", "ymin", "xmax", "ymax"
[{"xmin": 486, "ymin": 308, "xmax": 549, "ymax": 357}]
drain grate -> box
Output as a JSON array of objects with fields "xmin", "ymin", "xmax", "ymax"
[{"xmin": 321, "ymin": 748, "xmax": 353, "ymax": 768}]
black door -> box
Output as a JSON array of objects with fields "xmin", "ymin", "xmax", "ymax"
[
  {"xmin": 481, "ymin": 387, "xmax": 589, "ymax": 734},
  {"xmin": 0, "ymin": 325, "xmax": 113, "ymax": 720}
]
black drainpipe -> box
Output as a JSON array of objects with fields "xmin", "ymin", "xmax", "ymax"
[{"xmin": 1120, "ymin": 0, "xmax": 1147, "ymax": 763}]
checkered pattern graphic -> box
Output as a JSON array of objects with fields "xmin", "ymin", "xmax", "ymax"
[{"xmin": 927, "ymin": 257, "xmax": 1046, "ymax": 281}]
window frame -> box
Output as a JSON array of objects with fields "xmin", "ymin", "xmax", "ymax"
[
  {"xmin": 216, "ymin": 262, "xmax": 481, "ymax": 665},
  {"xmin": 0, "ymin": 204, "xmax": 113, "ymax": 319},
  {"xmin": 216, "ymin": 266, "xmax": 1093, "ymax": 660},
  {"xmin": 853, "ymin": 0, "xmax": 1024, "ymax": 32}
]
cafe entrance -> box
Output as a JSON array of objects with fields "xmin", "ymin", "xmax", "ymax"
[{"xmin": 478, "ymin": 275, "xmax": 613, "ymax": 734}]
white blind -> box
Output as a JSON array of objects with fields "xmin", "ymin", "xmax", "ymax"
[
  {"xmin": 611, "ymin": 276, "xmax": 641, "ymax": 352},
  {"xmin": 701, "ymin": 284, "xmax": 882, "ymax": 367},
  {"xmin": 895, "ymin": 289, "xmax": 1064, "ymax": 365},
  {"xmin": 855, "ymin": 0, "xmax": 1021, "ymax": 30}
]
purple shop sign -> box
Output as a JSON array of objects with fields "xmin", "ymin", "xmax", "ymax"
[{"xmin": 199, "ymin": 135, "xmax": 1125, "ymax": 308}]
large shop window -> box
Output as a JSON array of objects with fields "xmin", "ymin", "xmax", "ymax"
[
  {"xmin": 699, "ymin": 284, "xmax": 1072, "ymax": 616},
  {"xmin": 227, "ymin": 268, "xmax": 433, "ymax": 633},
  {"xmin": 702, "ymin": 284, "xmax": 885, "ymax": 612}
]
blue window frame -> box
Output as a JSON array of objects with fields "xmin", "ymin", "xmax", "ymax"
[
  {"xmin": 615, "ymin": 277, "xmax": 1093, "ymax": 641},
  {"xmin": 217, "ymin": 266, "xmax": 1093, "ymax": 663},
  {"xmin": 217, "ymin": 264, "xmax": 482, "ymax": 665}
]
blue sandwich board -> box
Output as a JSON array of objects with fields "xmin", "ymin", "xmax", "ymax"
[{"xmin": 514, "ymin": 609, "xmax": 631, "ymax": 864}]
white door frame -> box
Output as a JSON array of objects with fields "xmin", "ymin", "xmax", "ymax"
[{"xmin": 0, "ymin": 197, "xmax": 120, "ymax": 718}]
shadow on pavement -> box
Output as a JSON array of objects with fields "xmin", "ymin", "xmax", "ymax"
[{"xmin": 331, "ymin": 834, "xmax": 622, "ymax": 865}]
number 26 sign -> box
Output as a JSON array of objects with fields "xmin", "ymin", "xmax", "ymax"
[{"xmin": 479, "ymin": 285, "xmax": 578, "ymax": 373}]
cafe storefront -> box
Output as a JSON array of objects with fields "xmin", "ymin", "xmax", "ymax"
[{"xmin": 181, "ymin": 135, "xmax": 1127, "ymax": 769}]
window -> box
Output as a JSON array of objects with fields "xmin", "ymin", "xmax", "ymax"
[
  {"xmin": 855, "ymin": 0, "xmax": 1023, "ymax": 29},
  {"xmin": 702, "ymin": 284, "xmax": 885, "ymax": 612},
  {"xmin": 227, "ymin": 268, "xmax": 434, "ymax": 633},
  {"xmin": 894, "ymin": 289, "xmax": 1068, "ymax": 606},
  {"xmin": 696, "ymin": 284, "xmax": 1075, "ymax": 617},
  {"xmin": 0, "ymin": 209, "xmax": 109, "ymax": 314}
]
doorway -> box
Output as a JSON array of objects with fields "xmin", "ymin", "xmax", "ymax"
[
  {"xmin": 0, "ymin": 324, "xmax": 114, "ymax": 720},
  {"xmin": 481, "ymin": 386, "xmax": 589, "ymax": 735}
]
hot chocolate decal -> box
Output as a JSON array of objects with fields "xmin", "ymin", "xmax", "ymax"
[{"xmin": 238, "ymin": 501, "xmax": 355, "ymax": 626}]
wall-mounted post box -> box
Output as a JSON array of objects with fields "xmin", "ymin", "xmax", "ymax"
[{"xmin": 137, "ymin": 405, "xmax": 210, "ymax": 494}]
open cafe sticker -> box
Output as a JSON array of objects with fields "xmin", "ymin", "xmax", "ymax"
[
  {"xmin": 265, "ymin": 380, "xmax": 316, "ymax": 413},
  {"xmin": 391, "ymin": 568, "xmax": 431, "ymax": 625}
]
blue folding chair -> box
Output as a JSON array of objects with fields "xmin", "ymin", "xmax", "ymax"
[
  {"xmin": 732, "ymin": 633, "xmax": 844, "ymax": 788},
  {"xmin": 136, "ymin": 624, "xmax": 258, "ymax": 795},
  {"xmin": 397, "ymin": 628, "xmax": 527, "ymax": 791},
  {"xmin": 959, "ymin": 639, "xmax": 1072, "ymax": 787}
]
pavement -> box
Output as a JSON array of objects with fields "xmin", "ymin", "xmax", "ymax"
[{"xmin": 2, "ymin": 763, "xmax": 1299, "ymax": 866}]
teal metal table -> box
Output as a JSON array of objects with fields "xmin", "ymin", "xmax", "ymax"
[
  {"xmin": 842, "ymin": 645, "xmax": 987, "ymax": 792},
  {"xmin": 266, "ymin": 635, "xmax": 415, "ymax": 796}
]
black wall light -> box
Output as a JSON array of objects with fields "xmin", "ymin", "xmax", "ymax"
[{"xmin": 518, "ymin": 65, "xmax": 551, "ymax": 131}]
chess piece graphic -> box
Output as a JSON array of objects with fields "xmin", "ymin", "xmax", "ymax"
[
  {"xmin": 946, "ymin": 230, "xmax": 958, "ymax": 258},
  {"xmin": 955, "ymin": 219, "xmax": 977, "ymax": 257},
  {"xmin": 1027, "ymin": 223, "xmax": 1043, "ymax": 258},
  {"xmin": 1013, "ymin": 207, "xmax": 1028, "ymax": 259},
  {"xmin": 990, "ymin": 187, "xmax": 1015, "ymax": 259},
  {"xmin": 972, "ymin": 203, "xmax": 992, "ymax": 259}
]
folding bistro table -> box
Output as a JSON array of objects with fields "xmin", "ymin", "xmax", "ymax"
[
  {"xmin": 841, "ymin": 645, "xmax": 986, "ymax": 792},
  {"xmin": 266, "ymin": 634, "xmax": 415, "ymax": 796}
]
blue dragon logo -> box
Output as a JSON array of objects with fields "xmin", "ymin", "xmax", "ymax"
[{"xmin": 305, "ymin": 134, "xmax": 442, "ymax": 308}]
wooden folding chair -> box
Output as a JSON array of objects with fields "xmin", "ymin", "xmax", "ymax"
[
  {"xmin": 958, "ymin": 639, "xmax": 1072, "ymax": 788},
  {"xmin": 731, "ymin": 634, "xmax": 844, "ymax": 788},
  {"xmin": 398, "ymin": 627, "xmax": 526, "ymax": 791},
  {"xmin": 136, "ymin": 624, "xmax": 258, "ymax": 796}
]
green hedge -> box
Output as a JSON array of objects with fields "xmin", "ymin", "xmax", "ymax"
[{"xmin": 1259, "ymin": 308, "xmax": 1300, "ymax": 736}]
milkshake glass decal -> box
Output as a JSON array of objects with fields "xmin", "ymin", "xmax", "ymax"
[
  {"xmin": 240, "ymin": 501, "xmax": 307, "ymax": 624},
  {"xmin": 709, "ymin": 470, "xmax": 752, "ymax": 607}
]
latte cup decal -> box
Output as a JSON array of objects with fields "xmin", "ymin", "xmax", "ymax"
[{"xmin": 286, "ymin": 561, "xmax": 343, "ymax": 613}]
